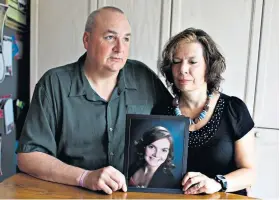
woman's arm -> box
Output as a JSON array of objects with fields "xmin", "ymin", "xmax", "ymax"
[
  {"xmin": 224, "ymin": 130, "xmax": 256, "ymax": 192},
  {"xmin": 182, "ymin": 130, "xmax": 255, "ymax": 194}
]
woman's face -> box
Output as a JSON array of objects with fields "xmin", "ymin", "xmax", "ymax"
[
  {"xmin": 171, "ymin": 41, "xmax": 207, "ymax": 92},
  {"xmin": 144, "ymin": 138, "xmax": 171, "ymax": 167}
]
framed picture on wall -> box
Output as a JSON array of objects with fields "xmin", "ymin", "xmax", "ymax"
[{"xmin": 124, "ymin": 114, "xmax": 190, "ymax": 194}]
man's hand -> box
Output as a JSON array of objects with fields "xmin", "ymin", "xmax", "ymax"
[{"xmin": 83, "ymin": 166, "xmax": 127, "ymax": 194}]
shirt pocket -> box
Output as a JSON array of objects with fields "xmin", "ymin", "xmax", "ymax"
[{"xmin": 126, "ymin": 104, "xmax": 154, "ymax": 115}]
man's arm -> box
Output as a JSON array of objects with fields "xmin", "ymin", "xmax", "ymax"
[
  {"xmin": 18, "ymin": 152, "xmax": 84, "ymax": 185},
  {"xmin": 17, "ymin": 81, "xmax": 127, "ymax": 194},
  {"xmin": 18, "ymin": 152, "xmax": 127, "ymax": 194}
]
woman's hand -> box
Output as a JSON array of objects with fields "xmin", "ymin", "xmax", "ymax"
[{"xmin": 182, "ymin": 172, "xmax": 221, "ymax": 194}]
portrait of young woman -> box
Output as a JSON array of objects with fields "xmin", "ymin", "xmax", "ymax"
[{"xmin": 124, "ymin": 114, "xmax": 189, "ymax": 193}]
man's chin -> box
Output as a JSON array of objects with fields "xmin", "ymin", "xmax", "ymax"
[{"xmin": 106, "ymin": 63, "xmax": 125, "ymax": 72}]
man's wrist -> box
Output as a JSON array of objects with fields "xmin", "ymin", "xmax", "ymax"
[{"xmin": 78, "ymin": 170, "xmax": 90, "ymax": 188}]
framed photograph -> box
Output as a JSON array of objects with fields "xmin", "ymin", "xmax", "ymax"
[{"xmin": 124, "ymin": 114, "xmax": 190, "ymax": 194}]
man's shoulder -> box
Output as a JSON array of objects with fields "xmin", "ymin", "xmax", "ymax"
[
  {"xmin": 124, "ymin": 59, "xmax": 172, "ymax": 103},
  {"xmin": 125, "ymin": 59, "xmax": 157, "ymax": 76},
  {"xmin": 126, "ymin": 59, "xmax": 148, "ymax": 67},
  {"xmin": 37, "ymin": 61, "xmax": 78, "ymax": 87}
]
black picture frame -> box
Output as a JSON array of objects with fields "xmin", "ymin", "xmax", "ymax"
[{"xmin": 124, "ymin": 114, "xmax": 190, "ymax": 194}]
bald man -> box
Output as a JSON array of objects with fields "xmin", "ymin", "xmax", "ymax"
[{"xmin": 17, "ymin": 7, "xmax": 172, "ymax": 194}]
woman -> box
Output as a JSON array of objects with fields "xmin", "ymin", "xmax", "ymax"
[
  {"xmin": 153, "ymin": 28, "xmax": 255, "ymax": 195},
  {"xmin": 128, "ymin": 126, "xmax": 178, "ymax": 189}
]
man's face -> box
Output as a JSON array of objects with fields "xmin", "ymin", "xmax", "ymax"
[{"xmin": 83, "ymin": 10, "xmax": 131, "ymax": 73}]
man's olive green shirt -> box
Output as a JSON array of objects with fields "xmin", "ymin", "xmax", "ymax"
[{"xmin": 17, "ymin": 54, "xmax": 172, "ymax": 172}]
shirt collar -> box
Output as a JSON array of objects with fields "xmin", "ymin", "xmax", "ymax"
[
  {"xmin": 119, "ymin": 61, "xmax": 137, "ymax": 91},
  {"xmin": 69, "ymin": 53, "xmax": 87, "ymax": 97},
  {"xmin": 69, "ymin": 53, "xmax": 138, "ymax": 98}
]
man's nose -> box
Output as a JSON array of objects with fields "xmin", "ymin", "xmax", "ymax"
[{"xmin": 113, "ymin": 39, "xmax": 124, "ymax": 53}]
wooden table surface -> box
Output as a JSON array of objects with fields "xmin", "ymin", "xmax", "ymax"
[{"xmin": 0, "ymin": 173, "xmax": 257, "ymax": 199}]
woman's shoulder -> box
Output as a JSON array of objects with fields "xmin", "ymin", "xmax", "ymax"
[
  {"xmin": 155, "ymin": 166, "xmax": 175, "ymax": 178},
  {"xmin": 219, "ymin": 92, "xmax": 254, "ymax": 140},
  {"xmin": 220, "ymin": 93, "xmax": 250, "ymax": 118}
]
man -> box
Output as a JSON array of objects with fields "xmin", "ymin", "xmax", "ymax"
[{"xmin": 17, "ymin": 6, "xmax": 172, "ymax": 195}]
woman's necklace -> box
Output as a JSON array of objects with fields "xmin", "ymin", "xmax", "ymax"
[{"xmin": 173, "ymin": 91, "xmax": 213, "ymax": 125}]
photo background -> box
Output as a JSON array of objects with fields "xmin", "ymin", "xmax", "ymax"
[{"xmin": 127, "ymin": 116, "xmax": 187, "ymax": 181}]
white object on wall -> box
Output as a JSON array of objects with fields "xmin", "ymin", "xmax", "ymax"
[
  {"xmin": 0, "ymin": 53, "xmax": 4, "ymax": 83},
  {"xmin": 3, "ymin": 36, "xmax": 12, "ymax": 76},
  {"xmin": 0, "ymin": 3, "xmax": 8, "ymax": 83}
]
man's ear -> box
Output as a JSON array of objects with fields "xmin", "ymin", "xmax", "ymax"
[{"xmin": 83, "ymin": 32, "xmax": 89, "ymax": 50}]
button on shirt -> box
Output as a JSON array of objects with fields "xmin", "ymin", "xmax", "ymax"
[{"xmin": 17, "ymin": 53, "xmax": 172, "ymax": 173}]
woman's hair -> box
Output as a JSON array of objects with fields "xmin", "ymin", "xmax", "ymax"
[
  {"xmin": 134, "ymin": 126, "xmax": 175, "ymax": 172},
  {"xmin": 160, "ymin": 27, "xmax": 226, "ymax": 96}
]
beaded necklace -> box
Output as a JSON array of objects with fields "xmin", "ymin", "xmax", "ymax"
[{"xmin": 173, "ymin": 91, "xmax": 213, "ymax": 125}]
